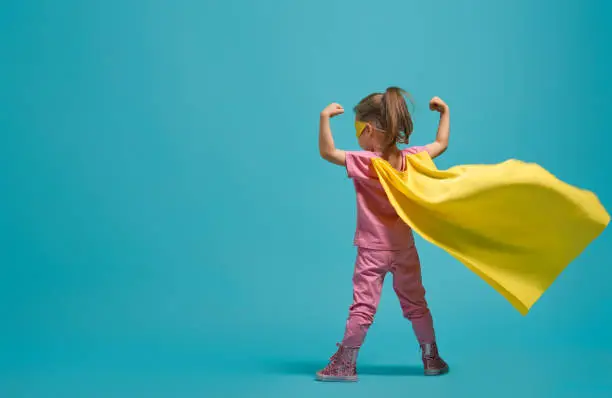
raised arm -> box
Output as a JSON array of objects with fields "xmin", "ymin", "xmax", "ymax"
[
  {"xmin": 319, "ymin": 103, "xmax": 346, "ymax": 166},
  {"xmin": 425, "ymin": 97, "xmax": 450, "ymax": 159}
]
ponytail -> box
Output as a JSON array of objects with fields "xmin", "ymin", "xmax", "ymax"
[
  {"xmin": 353, "ymin": 86, "xmax": 414, "ymax": 148},
  {"xmin": 381, "ymin": 87, "xmax": 414, "ymax": 147}
]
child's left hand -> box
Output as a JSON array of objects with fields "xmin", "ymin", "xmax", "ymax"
[
  {"xmin": 429, "ymin": 97, "xmax": 449, "ymax": 113},
  {"xmin": 321, "ymin": 103, "xmax": 345, "ymax": 118}
]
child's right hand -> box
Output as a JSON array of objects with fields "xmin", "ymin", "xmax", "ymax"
[
  {"xmin": 429, "ymin": 97, "xmax": 449, "ymax": 113},
  {"xmin": 321, "ymin": 103, "xmax": 345, "ymax": 118}
]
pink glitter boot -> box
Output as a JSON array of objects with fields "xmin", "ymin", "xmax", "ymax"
[{"xmin": 316, "ymin": 344, "xmax": 359, "ymax": 382}]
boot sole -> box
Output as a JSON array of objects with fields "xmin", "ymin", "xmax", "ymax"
[
  {"xmin": 424, "ymin": 366, "xmax": 449, "ymax": 376},
  {"xmin": 315, "ymin": 373, "xmax": 358, "ymax": 382}
]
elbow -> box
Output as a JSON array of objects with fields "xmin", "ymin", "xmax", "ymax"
[
  {"xmin": 320, "ymin": 148, "xmax": 342, "ymax": 165},
  {"xmin": 428, "ymin": 140, "xmax": 448, "ymax": 159},
  {"xmin": 319, "ymin": 147, "xmax": 334, "ymax": 160},
  {"xmin": 437, "ymin": 140, "xmax": 449, "ymax": 153},
  {"xmin": 320, "ymin": 151, "xmax": 333, "ymax": 162}
]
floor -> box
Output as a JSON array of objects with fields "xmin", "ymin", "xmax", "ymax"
[{"xmin": 3, "ymin": 344, "xmax": 611, "ymax": 398}]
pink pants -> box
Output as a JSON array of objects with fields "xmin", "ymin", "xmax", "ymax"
[{"xmin": 342, "ymin": 247, "xmax": 436, "ymax": 347}]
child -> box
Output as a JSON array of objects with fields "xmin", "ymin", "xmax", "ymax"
[{"xmin": 316, "ymin": 87, "xmax": 450, "ymax": 382}]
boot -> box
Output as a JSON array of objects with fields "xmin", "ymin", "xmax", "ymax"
[
  {"xmin": 421, "ymin": 342, "xmax": 449, "ymax": 376},
  {"xmin": 316, "ymin": 343, "xmax": 359, "ymax": 382}
]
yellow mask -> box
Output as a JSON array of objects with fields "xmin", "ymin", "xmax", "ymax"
[{"xmin": 355, "ymin": 121, "xmax": 367, "ymax": 138}]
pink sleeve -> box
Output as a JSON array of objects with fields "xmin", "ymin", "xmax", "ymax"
[
  {"xmin": 403, "ymin": 146, "xmax": 427, "ymax": 155},
  {"xmin": 345, "ymin": 151, "xmax": 378, "ymax": 179}
]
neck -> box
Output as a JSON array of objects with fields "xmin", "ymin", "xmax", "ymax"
[{"xmin": 380, "ymin": 144, "xmax": 400, "ymax": 159}]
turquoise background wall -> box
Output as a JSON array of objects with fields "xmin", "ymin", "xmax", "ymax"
[{"xmin": 2, "ymin": 1, "xmax": 611, "ymax": 396}]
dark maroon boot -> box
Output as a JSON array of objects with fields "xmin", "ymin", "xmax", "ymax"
[{"xmin": 421, "ymin": 342, "xmax": 449, "ymax": 376}]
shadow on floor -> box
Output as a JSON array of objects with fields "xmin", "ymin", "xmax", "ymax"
[{"xmin": 263, "ymin": 360, "xmax": 423, "ymax": 377}]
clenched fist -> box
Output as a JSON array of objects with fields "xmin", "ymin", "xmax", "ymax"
[
  {"xmin": 429, "ymin": 97, "xmax": 449, "ymax": 113},
  {"xmin": 321, "ymin": 103, "xmax": 345, "ymax": 118}
]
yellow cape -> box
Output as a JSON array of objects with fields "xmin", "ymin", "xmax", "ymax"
[{"xmin": 371, "ymin": 152, "xmax": 610, "ymax": 315}]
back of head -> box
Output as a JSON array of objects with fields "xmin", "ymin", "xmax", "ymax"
[{"xmin": 354, "ymin": 87, "xmax": 414, "ymax": 148}]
